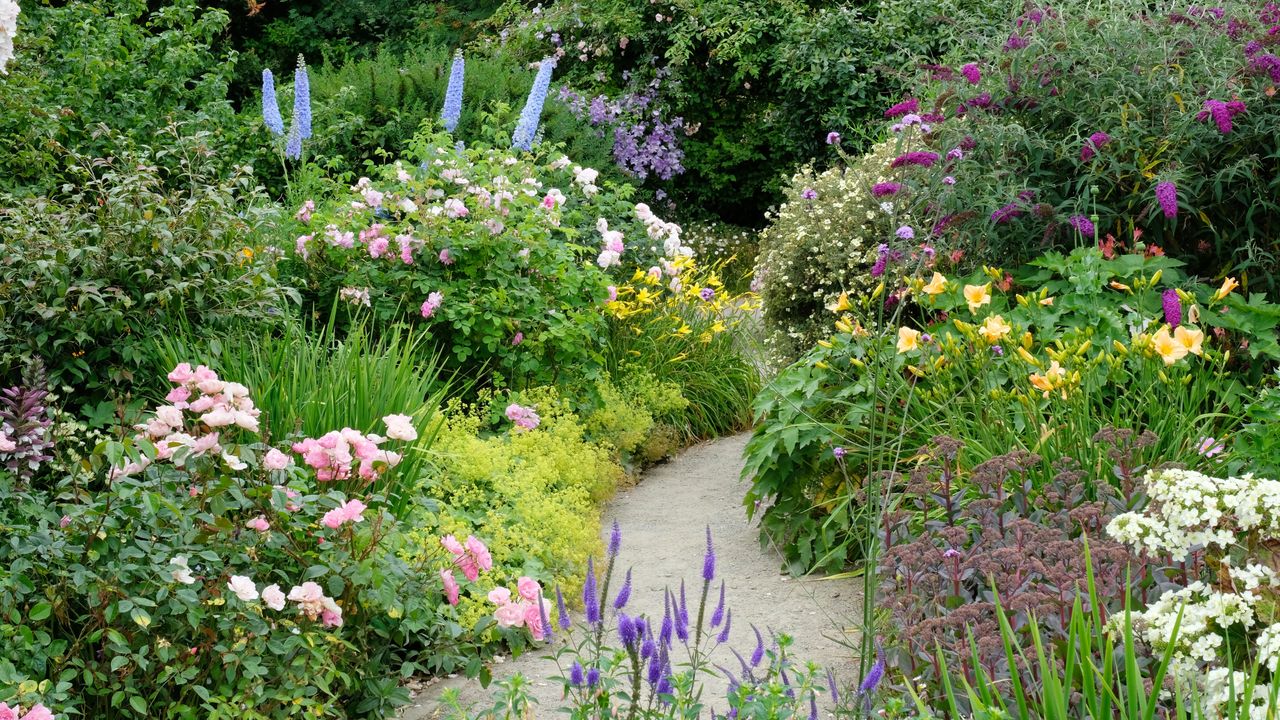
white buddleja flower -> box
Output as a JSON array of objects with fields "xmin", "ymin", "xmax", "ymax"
[{"xmin": 0, "ymin": 0, "xmax": 19, "ymax": 75}]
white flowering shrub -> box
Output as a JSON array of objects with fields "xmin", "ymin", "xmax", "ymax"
[
  {"xmin": 0, "ymin": 0, "xmax": 18, "ymax": 75},
  {"xmin": 755, "ymin": 139, "xmax": 914, "ymax": 363},
  {"xmin": 1108, "ymin": 467, "xmax": 1280, "ymax": 714}
]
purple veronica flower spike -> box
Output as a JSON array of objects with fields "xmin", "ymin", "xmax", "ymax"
[
  {"xmin": 710, "ymin": 581, "xmax": 726, "ymax": 628},
  {"xmin": 556, "ymin": 585, "xmax": 571, "ymax": 630},
  {"xmin": 608, "ymin": 519, "xmax": 622, "ymax": 558},
  {"xmin": 749, "ymin": 625, "xmax": 764, "ymax": 666},
  {"xmin": 703, "ymin": 526, "xmax": 716, "ymax": 582},
  {"xmin": 583, "ymin": 557, "xmax": 600, "ymax": 625},
  {"xmin": 716, "ymin": 609, "xmax": 732, "ymax": 643},
  {"xmin": 614, "ymin": 568, "xmax": 632, "ymax": 610}
]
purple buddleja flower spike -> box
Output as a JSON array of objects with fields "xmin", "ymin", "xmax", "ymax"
[
  {"xmin": 1155, "ymin": 181, "xmax": 1178, "ymax": 219},
  {"xmin": 703, "ymin": 526, "xmax": 716, "ymax": 582},
  {"xmin": 556, "ymin": 585, "xmax": 571, "ymax": 630},
  {"xmin": 583, "ymin": 557, "xmax": 600, "ymax": 625},
  {"xmin": 608, "ymin": 519, "xmax": 622, "ymax": 558},
  {"xmin": 749, "ymin": 625, "xmax": 764, "ymax": 667},
  {"xmin": 716, "ymin": 608, "xmax": 732, "ymax": 643},
  {"xmin": 1162, "ymin": 289, "xmax": 1183, "ymax": 326},
  {"xmin": 675, "ymin": 581, "xmax": 689, "ymax": 642},
  {"xmin": 710, "ymin": 581, "xmax": 726, "ymax": 628},
  {"xmin": 614, "ymin": 568, "xmax": 632, "ymax": 610},
  {"xmin": 871, "ymin": 182, "xmax": 902, "ymax": 197},
  {"xmin": 960, "ymin": 62, "xmax": 981, "ymax": 84},
  {"xmin": 1081, "ymin": 131, "xmax": 1110, "ymax": 162}
]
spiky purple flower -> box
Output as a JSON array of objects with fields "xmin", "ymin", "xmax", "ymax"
[
  {"xmin": 512, "ymin": 57, "xmax": 557, "ymax": 151},
  {"xmin": 960, "ymin": 63, "xmax": 981, "ymax": 84},
  {"xmin": 1196, "ymin": 98, "xmax": 1246, "ymax": 134},
  {"xmin": 858, "ymin": 657, "xmax": 885, "ymax": 694},
  {"xmin": 619, "ymin": 613, "xmax": 638, "ymax": 648},
  {"xmin": 710, "ymin": 581, "xmax": 726, "ymax": 628},
  {"xmin": 261, "ymin": 70, "xmax": 284, "ymax": 136},
  {"xmin": 538, "ymin": 590, "xmax": 553, "ymax": 642},
  {"xmin": 991, "ymin": 202, "xmax": 1023, "ymax": 224},
  {"xmin": 871, "ymin": 182, "xmax": 902, "ymax": 197},
  {"xmin": 808, "ymin": 692, "xmax": 818, "ymax": 720},
  {"xmin": 570, "ymin": 661, "xmax": 585, "ymax": 686},
  {"xmin": 292, "ymin": 56, "xmax": 312, "ymax": 141},
  {"xmin": 884, "ymin": 98, "xmax": 919, "ymax": 118},
  {"xmin": 1155, "ymin": 181, "xmax": 1179, "ymax": 219},
  {"xmin": 870, "ymin": 243, "xmax": 889, "ymax": 278},
  {"xmin": 1067, "ymin": 214, "xmax": 1095, "ymax": 239},
  {"xmin": 441, "ymin": 50, "xmax": 466, "ymax": 133},
  {"xmin": 1162, "ymin": 288, "xmax": 1183, "ymax": 326},
  {"xmin": 613, "ymin": 568, "xmax": 632, "ymax": 610},
  {"xmin": 703, "ymin": 526, "xmax": 716, "ymax": 582},
  {"xmin": 556, "ymin": 585, "xmax": 571, "ymax": 630},
  {"xmin": 749, "ymin": 625, "xmax": 764, "ymax": 666},
  {"xmin": 587, "ymin": 667, "xmax": 600, "ymax": 687},
  {"xmin": 827, "ymin": 668, "xmax": 839, "ymax": 703},
  {"xmin": 608, "ymin": 519, "xmax": 622, "ymax": 557},
  {"xmin": 889, "ymin": 151, "xmax": 940, "ymax": 169},
  {"xmin": 717, "ymin": 609, "xmax": 732, "ymax": 643},
  {"xmin": 660, "ymin": 593, "xmax": 673, "ymax": 646},
  {"xmin": 676, "ymin": 581, "xmax": 689, "ymax": 642},
  {"xmin": 583, "ymin": 557, "xmax": 600, "ymax": 625}
]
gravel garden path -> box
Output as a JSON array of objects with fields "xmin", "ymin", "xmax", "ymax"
[{"xmin": 398, "ymin": 433, "xmax": 860, "ymax": 719}]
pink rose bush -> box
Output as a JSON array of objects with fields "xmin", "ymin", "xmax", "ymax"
[
  {"xmin": 0, "ymin": 703, "xmax": 57, "ymax": 720},
  {"xmin": 487, "ymin": 576, "xmax": 552, "ymax": 641},
  {"xmin": 505, "ymin": 403, "xmax": 541, "ymax": 431},
  {"xmin": 437, "ymin": 534, "xmax": 498, "ymax": 606}
]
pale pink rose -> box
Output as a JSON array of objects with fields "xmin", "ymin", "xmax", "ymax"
[
  {"xmin": 60, "ymin": 515, "xmax": 71, "ymax": 528},
  {"xmin": 191, "ymin": 433, "xmax": 221, "ymax": 455},
  {"xmin": 288, "ymin": 582, "xmax": 324, "ymax": 603},
  {"xmin": 440, "ymin": 569, "xmax": 461, "ymax": 605},
  {"xmin": 155, "ymin": 405, "xmax": 184, "ymax": 428},
  {"xmin": 165, "ymin": 386, "xmax": 192, "ymax": 405},
  {"xmin": 261, "ymin": 584, "xmax": 286, "ymax": 611},
  {"xmin": 465, "ymin": 535, "xmax": 493, "ymax": 571},
  {"xmin": 454, "ymin": 553, "xmax": 480, "ymax": 582},
  {"xmin": 200, "ymin": 408, "xmax": 235, "ymax": 427},
  {"xmin": 441, "ymin": 534, "xmax": 465, "ymax": 555},
  {"xmin": 296, "ymin": 199, "xmax": 315, "ymax": 223},
  {"xmin": 187, "ymin": 395, "xmax": 216, "ymax": 413},
  {"xmin": 382, "ymin": 414, "xmax": 418, "ymax": 442},
  {"xmin": 246, "ymin": 515, "xmax": 270, "ymax": 533},
  {"xmin": 523, "ymin": 600, "xmax": 547, "ymax": 640},
  {"xmin": 438, "ymin": 248, "xmax": 454, "ymax": 265},
  {"xmin": 263, "ymin": 448, "xmax": 292, "ymax": 471},
  {"xmin": 607, "ymin": 285, "xmax": 618, "ymax": 302},
  {"xmin": 321, "ymin": 597, "xmax": 344, "ymax": 627},
  {"xmin": 487, "ymin": 588, "xmax": 511, "ymax": 605},
  {"xmin": 339, "ymin": 499, "xmax": 367, "ymax": 523},
  {"xmin": 321, "ymin": 508, "xmax": 346, "ymax": 529},
  {"xmin": 517, "ymin": 576, "xmax": 541, "ymax": 603},
  {"xmin": 21, "ymin": 705, "xmax": 55, "ymax": 720},
  {"xmin": 167, "ymin": 363, "xmax": 195, "ymax": 384},
  {"xmin": 0, "ymin": 702, "xmax": 19, "ymax": 720},
  {"xmin": 227, "ymin": 575, "xmax": 258, "ymax": 602},
  {"xmin": 494, "ymin": 602, "xmax": 525, "ymax": 628}
]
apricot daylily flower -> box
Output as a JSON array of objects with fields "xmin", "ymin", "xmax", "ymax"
[
  {"xmin": 963, "ymin": 283, "xmax": 992, "ymax": 313},
  {"xmin": 1109, "ymin": 281, "xmax": 1132, "ymax": 293},
  {"xmin": 897, "ymin": 327, "xmax": 922, "ymax": 353},
  {"xmin": 1212, "ymin": 276, "xmax": 1239, "ymax": 302},
  {"xmin": 979, "ymin": 315, "xmax": 1012, "ymax": 343},
  {"xmin": 1152, "ymin": 326, "xmax": 1189, "ymax": 364},
  {"xmin": 1174, "ymin": 325, "xmax": 1204, "ymax": 356},
  {"xmin": 1028, "ymin": 360, "xmax": 1067, "ymax": 396},
  {"xmin": 923, "ymin": 272, "xmax": 947, "ymax": 296}
]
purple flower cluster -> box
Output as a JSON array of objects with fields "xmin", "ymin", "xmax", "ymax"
[
  {"xmin": 871, "ymin": 182, "xmax": 902, "ymax": 197},
  {"xmin": 1162, "ymin": 288, "xmax": 1183, "ymax": 326},
  {"xmin": 991, "ymin": 202, "xmax": 1023, "ymax": 224},
  {"xmin": 562, "ymin": 76, "xmax": 687, "ymax": 181},
  {"xmin": 1080, "ymin": 131, "xmax": 1111, "ymax": 161},
  {"xmin": 870, "ymin": 243, "xmax": 890, "ymax": 278},
  {"xmin": 884, "ymin": 98, "xmax": 920, "ymax": 118},
  {"xmin": 890, "ymin": 151, "xmax": 940, "ymax": 169},
  {"xmin": 1195, "ymin": 98, "xmax": 1247, "ymax": 133},
  {"xmin": 0, "ymin": 379, "xmax": 54, "ymax": 483},
  {"xmin": 1067, "ymin": 214, "xmax": 1095, "ymax": 238},
  {"xmin": 1155, "ymin": 181, "xmax": 1179, "ymax": 219},
  {"xmin": 961, "ymin": 63, "xmax": 982, "ymax": 84}
]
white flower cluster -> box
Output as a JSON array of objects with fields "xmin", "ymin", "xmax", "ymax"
[
  {"xmin": 0, "ymin": 0, "xmax": 18, "ymax": 75},
  {"xmin": 1107, "ymin": 468, "xmax": 1280, "ymax": 716}
]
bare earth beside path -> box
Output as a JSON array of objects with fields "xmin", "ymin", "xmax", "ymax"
[{"xmin": 398, "ymin": 433, "xmax": 860, "ymax": 719}]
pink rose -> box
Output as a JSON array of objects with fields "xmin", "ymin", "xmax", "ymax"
[
  {"xmin": 246, "ymin": 515, "xmax": 270, "ymax": 533},
  {"xmin": 523, "ymin": 600, "xmax": 547, "ymax": 641},
  {"xmin": 18, "ymin": 706, "xmax": 54, "ymax": 720},
  {"xmin": 441, "ymin": 534, "xmax": 465, "ymax": 556},
  {"xmin": 494, "ymin": 602, "xmax": 525, "ymax": 628},
  {"xmin": 167, "ymin": 363, "xmax": 194, "ymax": 384},
  {"xmin": 340, "ymin": 499, "xmax": 367, "ymax": 523},
  {"xmin": 0, "ymin": 703, "xmax": 19, "ymax": 720},
  {"xmin": 440, "ymin": 569, "xmax": 461, "ymax": 605},
  {"xmin": 488, "ymin": 587, "xmax": 512, "ymax": 605},
  {"xmin": 465, "ymin": 535, "xmax": 493, "ymax": 571},
  {"xmin": 454, "ymin": 553, "xmax": 480, "ymax": 582},
  {"xmin": 262, "ymin": 584, "xmax": 286, "ymax": 611},
  {"xmin": 263, "ymin": 448, "xmax": 292, "ymax": 471},
  {"xmin": 517, "ymin": 576, "xmax": 541, "ymax": 603},
  {"xmin": 321, "ymin": 508, "xmax": 346, "ymax": 529}
]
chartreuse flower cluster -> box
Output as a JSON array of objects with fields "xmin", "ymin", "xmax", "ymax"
[{"xmin": 1108, "ymin": 466, "xmax": 1280, "ymax": 716}]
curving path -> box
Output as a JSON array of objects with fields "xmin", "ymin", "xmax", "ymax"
[{"xmin": 398, "ymin": 433, "xmax": 860, "ymax": 719}]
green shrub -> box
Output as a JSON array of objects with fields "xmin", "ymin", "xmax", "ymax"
[
  {"xmin": 0, "ymin": 145, "xmax": 292, "ymax": 405},
  {"xmin": 744, "ymin": 248, "xmax": 1277, "ymax": 574},
  {"xmin": 872, "ymin": 0, "xmax": 1280, "ymax": 296}
]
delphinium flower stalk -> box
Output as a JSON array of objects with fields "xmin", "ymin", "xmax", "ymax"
[
  {"xmin": 441, "ymin": 50, "xmax": 465, "ymax": 133},
  {"xmin": 261, "ymin": 69, "xmax": 284, "ymax": 136},
  {"xmin": 511, "ymin": 57, "xmax": 557, "ymax": 152},
  {"xmin": 293, "ymin": 55, "xmax": 312, "ymax": 141}
]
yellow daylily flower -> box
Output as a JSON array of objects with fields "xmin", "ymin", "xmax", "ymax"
[
  {"xmin": 897, "ymin": 326, "xmax": 922, "ymax": 353},
  {"xmin": 923, "ymin": 272, "xmax": 948, "ymax": 296},
  {"xmin": 1028, "ymin": 360, "xmax": 1067, "ymax": 397},
  {"xmin": 1151, "ymin": 326, "xmax": 1189, "ymax": 365},
  {"xmin": 963, "ymin": 283, "xmax": 992, "ymax": 313},
  {"xmin": 1174, "ymin": 325, "xmax": 1204, "ymax": 356},
  {"xmin": 1109, "ymin": 281, "xmax": 1132, "ymax": 293},
  {"xmin": 828, "ymin": 292, "xmax": 853, "ymax": 313},
  {"xmin": 1212, "ymin": 276, "xmax": 1239, "ymax": 302},
  {"xmin": 978, "ymin": 315, "xmax": 1012, "ymax": 343},
  {"xmin": 1039, "ymin": 296, "xmax": 1055, "ymax": 306}
]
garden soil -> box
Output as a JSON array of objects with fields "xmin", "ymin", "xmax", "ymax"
[{"xmin": 398, "ymin": 433, "xmax": 861, "ymax": 719}]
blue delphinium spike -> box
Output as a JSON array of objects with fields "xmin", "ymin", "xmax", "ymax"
[
  {"xmin": 716, "ymin": 608, "xmax": 732, "ymax": 644},
  {"xmin": 710, "ymin": 581, "xmax": 725, "ymax": 628},
  {"xmin": 556, "ymin": 585, "xmax": 570, "ymax": 630},
  {"xmin": 703, "ymin": 526, "xmax": 716, "ymax": 582},
  {"xmin": 292, "ymin": 55, "xmax": 312, "ymax": 140},
  {"xmin": 261, "ymin": 69, "xmax": 284, "ymax": 136},
  {"xmin": 511, "ymin": 57, "xmax": 557, "ymax": 151},
  {"xmin": 613, "ymin": 568, "xmax": 632, "ymax": 610},
  {"xmin": 441, "ymin": 50, "xmax": 465, "ymax": 133},
  {"xmin": 285, "ymin": 127, "xmax": 303, "ymax": 161}
]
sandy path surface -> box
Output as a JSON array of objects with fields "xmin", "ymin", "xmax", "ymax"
[{"xmin": 398, "ymin": 433, "xmax": 860, "ymax": 719}]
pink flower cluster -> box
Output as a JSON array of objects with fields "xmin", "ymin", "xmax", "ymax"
[
  {"xmin": 505, "ymin": 403, "xmax": 540, "ymax": 431},
  {"xmin": 207, "ymin": 570, "xmax": 344, "ymax": 628},
  {"xmin": 321, "ymin": 498, "xmax": 368, "ymax": 529},
  {"xmin": 291, "ymin": 428, "xmax": 402, "ymax": 483},
  {"xmin": 439, "ymin": 534, "xmax": 493, "ymax": 604},
  {"xmin": 1195, "ymin": 98, "xmax": 1246, "ymax": 134},
  {"xmin": 595, "ymin": 218, "xmax": 625, "ymax": 268},
  {"xmin": 488, "ymin": 576, "xmax": 551, "ymax": 640},
  {"xmin": 420, "ymin": 291, "xmax": 444, "ymax": 319},
  {"xmin": 0, "ymin": 703, "xmax": 56, "ymax": 720}
]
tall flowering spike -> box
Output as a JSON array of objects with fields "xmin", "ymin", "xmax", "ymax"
[
  {"xmin": 675, "ymin": 580, "xmax": 689, "ymax": 642},
  {"xmin": 710, "ymin": 581, "xmax": 726, "ymax": 628},
  {"xmin": 858, "ymin": 656, "xmax": 886, "ymax": 694},
  {"xmin": 441, "ymin": 50, "xmax": 466, "ymax": 133},
  {"xmin": 538, "ymin": 590, "xmax": 553, "ymax": 642},
  {"xmin": 827, "ymin": 668, "xmax": 839, "ymax": 703},
  {"xmin": 647, "ymin": 649, "xmax": 663, "ymax": 686},
  {"xmin": 556, "ymin": 585, "xmax": 571, "ymax": 630},
  {"xmin": 583, "ymin": 557, "xmax": 600, "ymax": 625},
  {"xmin": 608, "ymin": 519, "xmax": 622, "ymax": 558},
  {"xmin": 659, "ymin": 592, "xmax": 673, "ymax": 647},
  {"xmin": 749, "ymin": 624, "xmax": 764, "ymax": 666},
  {"xmin": 618, "ymin": 613, "xmax": 637, "ymax": 648},
  {"xmin": 703, "ymin": 526, "xmax": 716, "ymax": 582},
  {"xmin": 569, "ymin": 661, "xmax": 585, "ymax": 687},
  {"xmin": 1162, "ymin": 288, "xmax": 1183, "ymax": 326},
  {"xmin": 261, "ymin": 69, "xmax": 284, "ymax": 136},
  {"xmin": 285, "ymin": 127, "xmax": 303, "ymax": 161},
  {"xmin": 808, "ymin": 691, "xmax": 819, "ymax": 720},
  {"xmin": 613, "ymin": 568, "xmax": 632, "ymax": 610},
  {"xmin": 716, "ymin": 608, "xmax": 732, "ymax": 643},
  {"xmin": 511, "ymin": 57, "xmax": 557, "ymax": 152},
  {"xmin": 1155, "ymin": 181, "xmax": 1178, "ymax": 219},
  {"xmin": 292, "ymin": 55, "xmax": 312, "ymax": 140}
]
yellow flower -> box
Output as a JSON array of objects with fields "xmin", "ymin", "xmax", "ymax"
[
  {"xmin": 1174, "ymin": 325, "xmax": 1204, "ymax": 356},
  {"xmin": 671, "ymin": 324, "xmax": 692, "ymax": 337},
  {"xmin": 1151, "ymin": 326, "xmax": 1189, "ymax": 365},
  {"xmin": 1212, "ymin": 276, "xmax": 1239, "ymax": 302},
  {"xmin": 828, "ymin": 292, "xmax": 853, "ymax": 313},
  {"xmin": 978, "ymin": 315, "xmax": 1012, "ymax": 343},
  {"xmin": 923, "ymin": 272, "xmax": 948, "ymax": 296},
  {"xmin": 897, "ymin": 326, "xmax": 922, "ymax": 353},
  {"xmin": 1039, "ymin": 296, "xmax": 1055, "ymax": 306},
  {"xmin": 962, "ymin": 283, "xmax": 991, "ymax": 313},
  {"xmin": 1028, "ymin": 360, "xmax": 1067, "ymax": 396},
  {"xmin": 1109, "ymin": 281, "xmax": 1132, "ymax": 293}
]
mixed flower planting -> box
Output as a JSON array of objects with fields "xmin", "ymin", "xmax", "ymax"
[{"xmin": 4, "ymin": 0, "xmax": 1280, "ymax": 718}]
